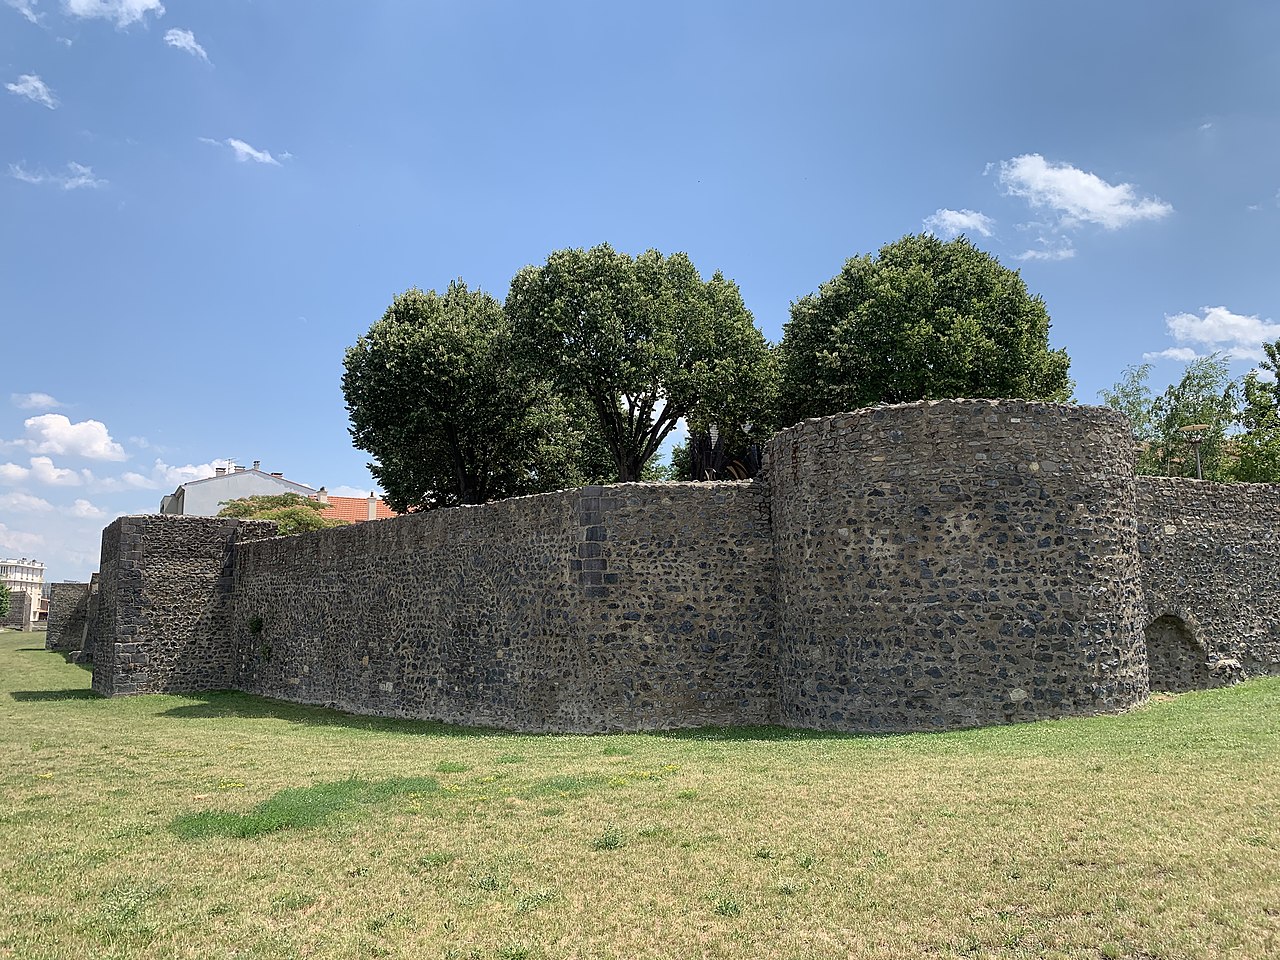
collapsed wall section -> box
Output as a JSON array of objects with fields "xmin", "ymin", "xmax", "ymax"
[
  {"xmin": 90, "ymin": 515, "xmax": 277, "ymax": 696},
  {"xmin": 1135, "ymin": 477, "xmax": 1280, "ymax": 677},
  {"xmin": 764, "ymin": 400, "xmax": 1149, "ymax": 731},
  {"xmin": 46, "ymin": 581, "xmax": 91, "ymax": 653},
  {"xmin": 230, "ymin": 483, "xmax": 775, "ymax": 732}
]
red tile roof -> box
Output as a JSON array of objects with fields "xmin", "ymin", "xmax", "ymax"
[{"xmin": 316, "ymin": 496, "xmax": 398, "ymax": 523}]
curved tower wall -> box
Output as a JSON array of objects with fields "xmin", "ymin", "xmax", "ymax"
[{"xmin": 764, "ymin": 400, "xmax": 1148, "ymax": 731}]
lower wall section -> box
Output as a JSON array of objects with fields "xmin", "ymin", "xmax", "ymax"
[
  {"xmin": 1137, "ymin": 478, "xmax": 1280, "ymax": 677},
  {"xmin": 46, "ymin": 582, "xmax": 91, "ymax": 653},
  {"xmin": 90, "ymin": 516, "xmax": 278, "ymax": 696},
  {"xmin": 231, "ymin": 484, "xmax": 776, "ymax": 733}
]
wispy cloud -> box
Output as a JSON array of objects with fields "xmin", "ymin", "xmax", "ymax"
[
  {"xmin": 0, "ymin": 522, "xmax": 43, "ymax": 552},
  {"xmin": 164, "ymin": 27, "xmax": 208, "ymax": 62},
  {"xmin": 11, "ymin": 392, "xmax": 65, "ymax": 410},
  {"xmin": 996, "ymin": 154, "xmax": 1172, "ymax": 230},
  {"xmin": 0, "ymin": 462, "xmax": 30, "ymax": 484},
  {"xmin": 29, "ymin": 455, "xmax": 82, "ymax": 486},
  {"xmin": 9, "ymin": 161, "xmax": 107, "ymax": 189},
  {"xmin": 63, "ymin": 0, "xmax": 164, "ymax": 27},
  {"xmin": 1014, "ymin": 242, "xmax": 1076, "ymax": 262},
  {"xmin": 6, "ymin": 73, "xmax": 57, "ymax": 109},
  {"xmin": 0, "ymin": 491, "xmax": 54, "ymax": 513},
  {"xmin": 1143, "ymin": 306, "xmax": 1280, "ymax": 364},
  {"xmin": 6, "ymin": 0, "xmax": 41, "ymax": 24},
  {"xmin": 70, "ymin": 498, "xmax": 105, "ymax": 518},
  {"xmin": 922, "ymin": 208, "xmax": 994, "ymax": 240},
  {"xmin": 200, "ymin": 136, "xmax": 284, "ymax": 166}
]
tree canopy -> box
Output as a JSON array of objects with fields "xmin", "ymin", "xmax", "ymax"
[
  {"xmin": 0, "ymin": 582, "xmax": 9, "ymax": 620},
  {"xmin": 343, "ymin": 281, "xmax": 595, "ymax": 511},
  {"xmin": 217, "ymin": 494, "xmax": 348, "ymax": 536},
  {"xmin": 506, "ymin": 244, "xmax": 777, "ymax": 482},
  {"xmin": 777, "ymin": 234, "xmax": 1073, "ymax": 424}
]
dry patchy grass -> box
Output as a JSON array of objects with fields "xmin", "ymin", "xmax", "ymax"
[{"xmin": 1, "ymin": 634, "xmax": 1278, "ymax": 959}]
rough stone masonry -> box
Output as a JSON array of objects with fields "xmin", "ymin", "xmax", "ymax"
[{"xmin": 56, "ymin": 400, "xmax": 1280, "ymax": 733}]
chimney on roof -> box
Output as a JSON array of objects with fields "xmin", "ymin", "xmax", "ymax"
[
  {"xmin": 368, "ymin": 492, "xmax": 376, "ymax": 522},
  {"xmin": 234, "ymin": 465, "xmax": 245, "ymax": 473},
  {"xmin": 316, "ymin": 486, "xmax": 328, "ymax": 505},
  {"xmin": 270, "ymin": 472, "xmax": 283, "ymax": 478},
  {"xmin": 214, "ymin": 467, "xmax": 226, "ymax": 477},
  {"xmin": 252, "ymin": 460, "xmax": 261, "ymax": 471}
]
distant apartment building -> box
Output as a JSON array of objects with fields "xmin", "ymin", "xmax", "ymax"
[
  {"xmin": 160, "ymin": 460, "xmax": 316, "ymax": 516},
  {"xmin": 1, "ymin": 557, "xmax": 45, "ymax": 630}
]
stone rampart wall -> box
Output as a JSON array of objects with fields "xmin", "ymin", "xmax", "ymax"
[
  {"xmin": 1, "ymin": 589, "xmax": 36, "ymax": 631},
  {"xmin": 46, "ymin": 582, "xmax": 91, "ymax": 653},
  {"xmin": 80, "ymin": 401, "xmax": 1280, "ymax": 733},
  {"xmin": 765, "ymin": 400, "xmax": 1149, "ymax": 731},
  {"xmin": 231, "ymin": 484, "xmax": 775, "ymax": 732},
  {"xmin": 1135, "ymin": 477, "xmax": 1280, "ymax": 676},
  {"xmin": 90, "ymin": 515, "xmax": 277, "ymax": 696}
]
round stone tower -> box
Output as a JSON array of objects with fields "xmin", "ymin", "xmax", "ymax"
[{"xmin": 762, "ymin": 399, "xmax": 1148, "ymax": 731}]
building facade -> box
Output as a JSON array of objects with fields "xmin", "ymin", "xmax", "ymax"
[
  {"xmin": 1, "ymin": 557, "xmax": 45, "ymax": 631},
  {"xmin": 160, "ymin": 461, "xmax": 316, "ymax": 516}
]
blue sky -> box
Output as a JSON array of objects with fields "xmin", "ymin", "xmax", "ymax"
[{"xmin": 3, "ymin": 0, "xmax": 1279, "ymax": 582}]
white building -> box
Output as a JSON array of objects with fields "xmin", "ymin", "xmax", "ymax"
[
  {"xmin": 1, "ymin": 557, "xmax": 45, "ymax": 630},
  {"xmin": 159, "ymin": 461, "xmax": 316, "ymax": 516}
]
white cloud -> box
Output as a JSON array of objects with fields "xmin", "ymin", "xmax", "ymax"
[
  {"xmin": 201, "ymin": 137, "xmax": 282, "ymax": 166},
  {"xmin": 152, "ymin": 458, "xmax": 230, "ymax": 486},
  {"xmin": 63, "ymin": 0, "xmax": 163, "ymax": 27},
  {"xmin": 1142, "ymin": 347, "xmax": 1201, "ymax": 363},
  {"xmin": 996, "ymin": 154, "xmax": 1173, "ymax": 230},
  {"xmin": 0, "ymin": 491, "xmax": 53, "ymax": 512},
  {"xmin": 164, "ymin": 27, "xmax": 208, "ymax": 62},
  {"xmin": 1015, "ymin": 243, "xmax": 1076, "ymax": 262},
  {"xmin": 922, "ymin": 208, "xmax": 994, "ymax": 239},
  {"xmin": 0, "ymin": 523, "xmax": 42, "ymax": 552},
  {"xmin": 328, "ymin": 485, "xmax": 380, "ymax": 499},
  {"xmin": 1157, "ymin": 305, "xmax": 1280, "ymax": 363},
  {"xmin": 6, "ymin": 73, "xmax": 57, "ymax": 109},
  {"xmin": 18, "ymin": 414, "xmax": 126, "ymax": 460},
  {"xmin": 7, "ymin": 0, "xmax": 41, "ymax": 23},
  {"xmin": 11, "ymin": 392, "xmax": 64, "ymax": 410},
  {"xmin": 9, "ymin": 161, "xmax": 107, "ymax": 190},
  {"xmin": 70, "ymin": 498, "xmax": 105, "ymax": 518},
  {"xmin": 29, "ymin": 456, "xmax": 83, "ymax": 486},
  {"xmin": 0, "ymin": 462, "xmax": 30, "ymax": 484}
]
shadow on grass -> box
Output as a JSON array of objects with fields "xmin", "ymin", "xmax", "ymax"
[
  {"xmin": 15, "ymin": 647, "xmax": 49, "ymax": 652},
  {"xmin": 11, "ymin": 688, "xmax": 99, "ymax": 702},
  {"xmin": 157, "ymin": 690, "xmax": 860, "ymax": 742}
]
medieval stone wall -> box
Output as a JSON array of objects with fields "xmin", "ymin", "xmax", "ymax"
[
  {"xmin": 90, "ymin": 515, "xmax": 276, "ymax": 697},
  {"xmin": 231, "ymin": 484, "xmax": 775, "ymax": 733},
  {"xmin": 80, "ymin": 401, "xmax": 1280, "ymax": 733},
  {"xmin": 46, "ymin": 581, "xmax": 91, "ymax": 653},
  {"xmin": 764, "ymin": 400, "xmax": 1150, "ymax": 732},
  {"xmin": 1135, "ymin": 477, "xmax": 1280, "ymax": 678}
]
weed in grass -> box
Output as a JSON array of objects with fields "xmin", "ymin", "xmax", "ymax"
[
  {"xmin": 472, "ymin": 872, "xmax": 505, "ymax": 892},
  {"xmin": 495, "ymin": 754, "xmax": 524, "ymax": 764},
  {"xmin": 754, "ymin": 846, "xmax": 775, "ymax": 860},
  {"xmin": 676, "ymin": 789, "xmax": 698, "ymax": 800},
  {"xmin": 602, "ymin": 745, "xmax": 632, "ymax": 757},
  {"xmin": 169, "ymin": 776, "xmax": 439, "ymax": 839},
  {"xmin": 795, "ymin": 854, "xmax": 815, "ymax": 869},
  {"xmin": 416, "ymin": 852, "xmax": 455, "ymax": 870},
  {"xmin": 270, "ymin": 891, "xmax": 316, "ymax": 914},
  {"xmin": 496, "ymin": 946, "xmax": 539, "ymax": 960},
  {"xmin": 515, "ymin": 889, "xmax": 558, "ymax": 913},
  {"xmin": 528, "ymin": 773, "xmax": 608, "ymax": 797},
  {"xmin": 435, "ymin": 760, "xmax": 470, "ymax": 774},
  {"xmin": 591, "ymin": 825, "xmax": 625, "ymax": 850},
  {"xmin": 713, "ymin": 895, "xmax": 742, "ymax": 917}
]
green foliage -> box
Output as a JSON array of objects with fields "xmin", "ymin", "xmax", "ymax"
[
  {"xmin": 777, "ymin": 234, "xmax": 1073, "ymax": 424},
  {"xmin": 0, "ymin": 582, "xmax": 9, "ymax": 620},
  {"xmin": 506, "ymin": 244, "xmax": 778, "ymax": 482},
  {"xmin": 1101, "ymin": 345, "xmax": 1280, "ymax": 483},
  {"xmin": 217, "ymin": 493, "xmax": 346, "ymax": 536},
  {"xmin": 343, "ymin": 281, "xmax": 596, "ymax": 511},
  {"xmin": 170, "ymin": 776, "xmax": 439, "ymax": 840}
]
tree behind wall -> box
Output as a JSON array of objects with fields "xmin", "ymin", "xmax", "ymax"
[
  {"xmin": 0, "ymin": 582, "xmax": 9, "ymax": 620},
  {"xmin": 343, "ymin": 281, "xmax": 596, "ymax": 511},
  {"xmin": 777, "ymin": 234, "xmax": 1073, "ymax": 424},
  {"xmin": 506, "ymin": 244, "xmax": 778, "ymax": 482},
  {"xmin": 218, "ymin": 494, "xmax": 348, "ymax": 535}
]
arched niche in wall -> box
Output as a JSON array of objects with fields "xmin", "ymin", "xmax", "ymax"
[{"xmin": 1144, "ymin": 615, "xmax": 1211, "ymax": 693}]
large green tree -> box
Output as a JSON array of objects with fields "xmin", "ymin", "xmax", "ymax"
[
  {"xmin": 777, "ymin": 234, "xmax": 1072, "ymax": 424},
  {"xmin": 1228, "ymin": 340, "xmax": 1280, "ymax": 482},
  {"xmin": 505, "ymin": 244, "xmax": 777, "ymax": 482},
  {"xmin": 218, "ymin": 494, "xmax": 349, "ymax": 536},
  {"xmin": 344, "ymin": 281, "xmax": 593, "ymax": 511}
]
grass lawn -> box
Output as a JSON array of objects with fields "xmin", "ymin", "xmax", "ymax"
[{"xmin": 1, "ymin": 634, "xmax": 1278, "ymax": 960}]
